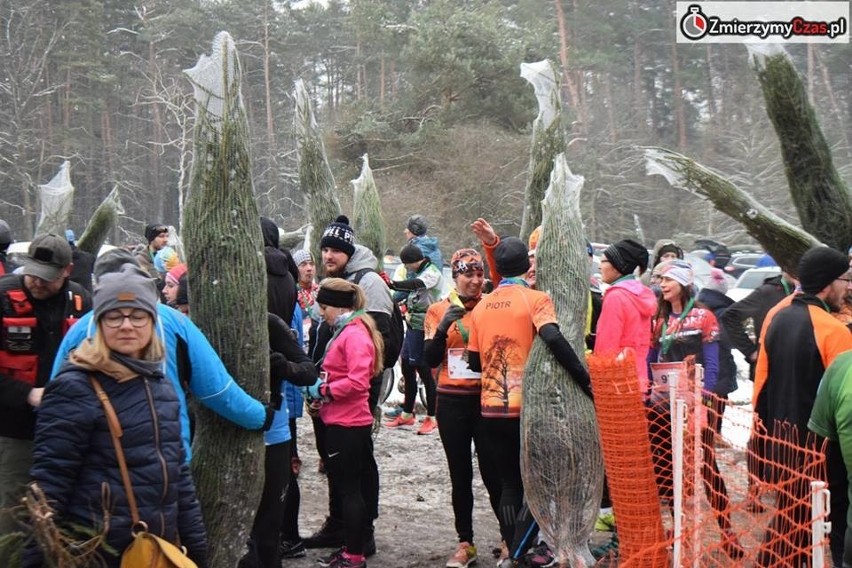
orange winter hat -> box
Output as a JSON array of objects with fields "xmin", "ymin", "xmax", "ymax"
[{"xmin": 528, "ymin": 226, "xmax": 542, "ymax": 257}]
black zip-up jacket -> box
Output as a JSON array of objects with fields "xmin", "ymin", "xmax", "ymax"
[
  {"xmin": 0, "ymin": 274, "xmax": 91, "ymax": 440},
  {"xmin": 720, "ymin": 275, "xmax": 791, "ymax": 377},
  {"xmin": 697, "ymin": 288, "xmax": 738, "ymax": 396}
]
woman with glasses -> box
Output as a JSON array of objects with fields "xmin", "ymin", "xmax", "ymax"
[{"xmin": 25, "ymin": 264, "xmax": 208, "ymax": 568}]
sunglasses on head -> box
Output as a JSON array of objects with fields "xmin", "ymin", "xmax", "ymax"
[{"xmin": 453, "ymin": 260, "xmax": 483, "ymax": 274}]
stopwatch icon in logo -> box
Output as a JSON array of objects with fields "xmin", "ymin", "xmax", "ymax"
[{"xmin": 680, "ymin": 5, "xmax": 709, "ymax": 40}]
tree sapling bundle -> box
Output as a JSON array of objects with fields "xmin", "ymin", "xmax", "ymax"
[
  {"xmin": 183, "ymin": 31, "xmax": 268, "ymax": 566},
  {"xmin": 351, "ymin": 154, "xmax": 386, "ymax": 271},
  {"xmin": 294, "ymin": 79, "xmax": 341, "ymax": 272},
  {"xmin": 521, "ymin": 154, "xmax": 603, "ymax": 567},
  {"xmin": 76, "ymin": 185, "xmax": 122, "ymax": 255},
  {"xmin": 645, "ymin": 147, "xmax": 819, "ymax": 274},
  {"xmin": 750, "ymin": 44, "xmax": 852, "ymax": 254},
  {"xmin": 35, "ymin": 161, "xmax": 74, "ymax": 236},
  {"xmin": 519, "ymin": 60, "xmax": 566, "ymax": 243}
]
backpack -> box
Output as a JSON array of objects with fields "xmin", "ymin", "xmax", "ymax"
[{"xmin": 351, "ymin": 268, "xmax": 404, "ymax": 370}]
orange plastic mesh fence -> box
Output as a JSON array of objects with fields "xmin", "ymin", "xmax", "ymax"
[{"xmin": 588, "ymin": 352, "xmax": 829, "ymax": 567}]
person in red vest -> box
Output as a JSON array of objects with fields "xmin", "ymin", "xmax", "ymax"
[{"xmin": 0, "ymin": 233, "xmax": 91, "ymax": 534}]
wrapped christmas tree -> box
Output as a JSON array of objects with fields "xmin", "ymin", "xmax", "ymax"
[
  {"xmin": 183, "ymin": 31, "xmax": 268, "ymax": 566},
  {"xmin": 294, "ymin": 79, "xmax": 341, "ymax": 271},
  {"xmin": 522, "ymin": 154, "xmax": 603, "ymax": 567},
  {"xmin": 35, "ymin": 161, "xmax": 74, "ymax": 236},
  {"xmin": 519, "ymin": 60, "xmax": 566, "ymax": 243},
  {"xmin": 351, "ymin": 154, "xmax": 386, "ymax": 270}
]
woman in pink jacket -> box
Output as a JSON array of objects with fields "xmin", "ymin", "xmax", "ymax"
[
  {"xmin": 594, "ymin": 239, "xmax": 658, "ymax": 394},
  {"xmin": 306, "ymin": 278, "xmax": 384, "ymax": 568}
]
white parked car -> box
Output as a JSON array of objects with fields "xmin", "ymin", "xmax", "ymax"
[{"xmin": 726, "ymin": 267, "xmax": 782, "ymax": 302}]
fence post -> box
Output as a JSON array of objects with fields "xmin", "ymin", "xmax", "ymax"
[
  {"xmin": 672, "ymin": 398, "xmax": 687, "ymax": 568},
  {"xmin": 811, "ymin": 480, "xmax": 831, "ymax": 568}
]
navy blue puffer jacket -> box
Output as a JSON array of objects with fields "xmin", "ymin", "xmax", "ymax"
[{"xmin": 26, "ymin": 363, "xmax": 207, "ymax": 568}]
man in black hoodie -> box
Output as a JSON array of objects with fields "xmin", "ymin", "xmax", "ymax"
[{"xmin": 260, "ymin": 217, "xmax": 299, "ymax": 325}]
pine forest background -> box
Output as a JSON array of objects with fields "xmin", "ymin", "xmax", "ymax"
[{"xmin": 2, "ymin": 0, "xmax": 851, "ymax": 254}]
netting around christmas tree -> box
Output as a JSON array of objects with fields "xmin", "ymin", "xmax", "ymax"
[{"xmin": 35, "ymin": 161, "xmax": 74, "ymax": 236}]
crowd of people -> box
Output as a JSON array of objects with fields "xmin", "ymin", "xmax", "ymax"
[{"xmin": 0, "ymin": 214, "xmax": 850, "ymax": 568}]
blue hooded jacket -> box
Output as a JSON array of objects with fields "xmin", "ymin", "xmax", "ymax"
[{"xmin": 52, "ymin": 305, "xmax": 267, "ymax": 462}]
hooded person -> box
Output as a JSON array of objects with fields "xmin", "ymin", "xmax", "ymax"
[
  {"xmin": 404, "ymin": 214, "xmax": 443, "ymax": 271},
  {"xmin": 261, "ymin": 217, "xmax": 299, "ymax": 326},
  {"xmin": 594, "ymin": 239, "xmax": 658, "ymax": 393},
  {"xmin": 643, "ymin": 239, "xmax": 684, "ymax": 286},
  {"xmin": 697, "ymin": 269, "xmax": 738, "ymax": 402}
]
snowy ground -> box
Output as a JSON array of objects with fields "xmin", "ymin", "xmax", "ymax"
[
  {"xmin": 280, "ymin": 355, "xmax": 757, "ymax": 568},
  {"xmin": 286, "ymin": 414, "xmax": 503, "ymax": 568}
]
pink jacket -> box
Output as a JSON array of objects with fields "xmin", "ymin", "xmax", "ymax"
[
  {"xmin": 594, "ymin": 279, "xmax": 658, "ymax": 393},
  {"xmin": 319, "ymin": 318, "xmax": 377, "ymax": 428}
]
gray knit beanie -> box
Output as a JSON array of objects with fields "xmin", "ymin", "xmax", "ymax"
[{"xmin": 94, "ymin": 264, "xmax": 159, "ymax": 322}]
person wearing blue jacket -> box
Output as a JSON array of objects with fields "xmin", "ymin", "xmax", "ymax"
[
  {"xmin": 51, "ymin": 249, "xmax": 272, "ymax": 462},
  {"xmin": 240, "ymin": 308, "xmax": 319, "ymax": 568},
  {"xmin": 279, "ymin": 304, "xmax": 310, "ymax": 558},
  {"xmin": 405, "ymin": 214, "xmax": 443, "ymax": 271}
]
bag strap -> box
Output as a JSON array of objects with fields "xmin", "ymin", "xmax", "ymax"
[{"xmin": 89, "ymin": 375, "xmax": 141, "ymax": 527}]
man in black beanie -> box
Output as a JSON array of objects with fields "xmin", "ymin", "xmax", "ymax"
[
  {"xmin": 754, "ymin": 245, "xmax": 852, "ymax": 566},
  {"xmin": 493, "ymin": 236, "xmax": 530, "ymax": 278},
  {"xmin": 135, "ymin": 223, "xmax": 169, "ymax": 282},
  {"xmin": 386, "ymin": 243, "xmax": 444, "ymax": 435},
  {"xmin": 465, "ymin": 236, "xmax": 592, "ymax": 564}
]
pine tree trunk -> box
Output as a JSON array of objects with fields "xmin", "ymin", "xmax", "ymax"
[
  {"xmin": 752, "ymin": 47, "xmax": 852, "ymax": 253},
  {"xmin": 522, "ymin": 154, "xmax": 602, "ymax": 566},
  {"xmin": 645, "ymin": 147, "xmax": 820, "ymax": 274},
  {"xmin": 183, "ymin": 33, "xmax": 268, "ymax": 568}
]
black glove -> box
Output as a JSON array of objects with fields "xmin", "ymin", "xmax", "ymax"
[
  {"xmin": 436, "ymin": 305, "xmax": 466, "ymax": 335},
  {"xmin": 269, "ymin": 353, "xmax": 288, "ymax": 410},
  {"xmin": 270, "ymin": 352, "xmax": 290, "ymax": 379},
  {"xmin": 261, "ymin": 404, "xmax": 276, "ymax": 431}
]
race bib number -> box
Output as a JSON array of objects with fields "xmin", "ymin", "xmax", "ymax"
[
  {"xmin": 447, "ymin": 348, "xmax": 481, "ymax": 380},
  {"xmin": 649, "ymin": 361, "xmax": 687, "ymax": 403}
]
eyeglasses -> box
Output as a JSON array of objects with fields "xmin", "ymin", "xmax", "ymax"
[
  {"xmin": 837, "ymin": 277, "xmax": 852, "ymax": 284},
  {"xmin": 102, "ymin": 310, "xmax": 150, "ymax": 328}
]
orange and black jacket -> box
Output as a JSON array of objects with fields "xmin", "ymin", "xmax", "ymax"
[
  {"xmin": 0, "ymin": 274, "xmax": 91, "ymax": 440},
  {"xmin": 753, "ymin": 293, "xmax": 852, "ymax": 441}
]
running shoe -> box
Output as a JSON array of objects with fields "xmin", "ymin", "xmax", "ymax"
[
  {"xmin": 446, "ymin": 541, "xmax": 477, "ymax": 568},
  {"xmin": 417, "ymin": 416, "xmax": 438, "ymax": 435},
  {"xmin": 385, "ymin": 413, "xmax": 416, "ymax": 428}
]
